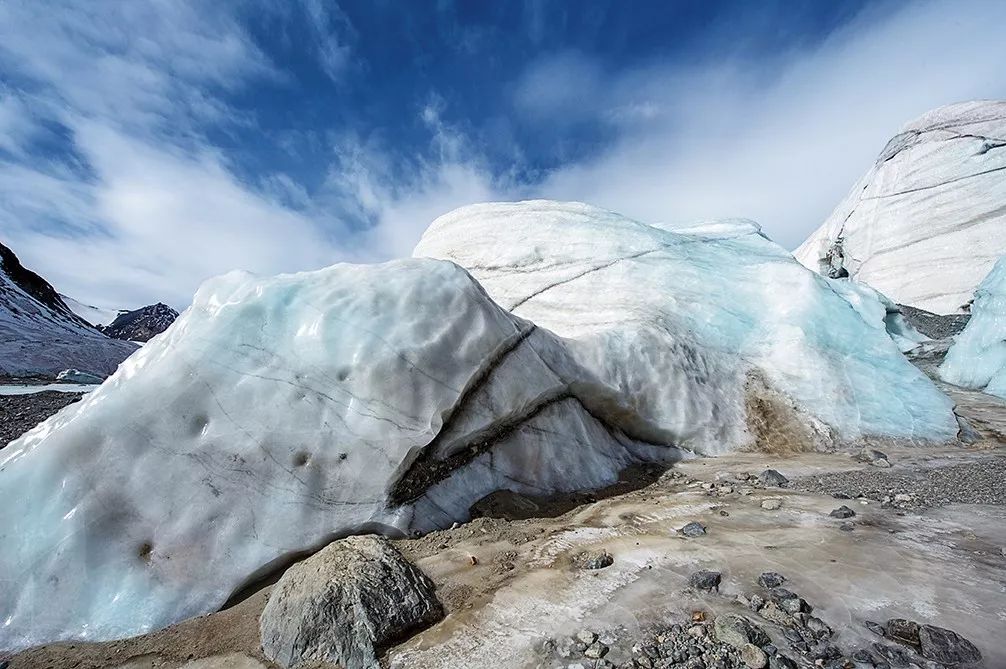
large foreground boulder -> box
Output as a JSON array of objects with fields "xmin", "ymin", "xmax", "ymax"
[
  {"xmin": 260, "ymin": 536, "xmax": 442, "ymax": 669},
  {"xmin": 0, "ymin": 202, "xmax": 959, "ymax": 652},
  {"xmin": 795, "ymin": 101, "xmax": 1006, "ymax": 314}
]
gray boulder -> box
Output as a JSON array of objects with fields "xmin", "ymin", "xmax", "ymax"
[
  {"xmin": 714, "ymin": 613, "xmax": 771, "ymax": 650},
  {"xmin": 259, "ymin": 535, "xmax": 443, "ymax": 669},
  {"xmin": 918, "ymin": 624, "xmax": 982, "ymax": 665}
]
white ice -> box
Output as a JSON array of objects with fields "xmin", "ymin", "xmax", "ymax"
[
  {"xmin": 795, "ymin": 101, "xmax": 1006, "ymax": 314},
  {"xmin": 0, "ymin": 202, "xmax": 960, "ymax": 653},
  {"xmin": 415, "ymin": 201, "xmax": 957, "ymax": 447},
  {"xmin": 939, "ymin": 256, "xmax": 1006, "ymax": 398}
]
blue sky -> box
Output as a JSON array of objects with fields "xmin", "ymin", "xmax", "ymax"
[{"xmin": 1, "ymin": 0, "xmax": 1005, "ymax": 309}]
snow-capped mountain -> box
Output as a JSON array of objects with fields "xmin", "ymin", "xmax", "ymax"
[
  {"xmin": 795, "ymin": 100, "xmax": 1006, "ymax": 314},
  {"xmin": 0, "ymin": 241, "xmax": 137, "ymax": 379},
  {"xmin": 59, "ymin": 294, "xmax": 127, "ymax": 327},
  {"xmin": 100, "ymin": 302, "xmax": 179, "ymax": 342}
]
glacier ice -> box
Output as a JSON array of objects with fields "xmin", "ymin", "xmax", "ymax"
[
  {"xmin": 0, "ymin": 202, "xmax": 960, "ymax": 652},
  {"xmin": 826, "ymin": 278, "xmax": 927, "ymax": 352},
  {"xmin": 0, "ymin": 258, "xmax": 675, "ymax": 652},
  {"xmin": 939, "ymin": 256, "xmax": 1006, "ymax": 398},
  {"xmin": 795, "ymin": 100, "xmax": 1006, "ymax": 314},
  {"xmin": 415, "ymin": 201, "xmax": 956, "ymax": 447}
]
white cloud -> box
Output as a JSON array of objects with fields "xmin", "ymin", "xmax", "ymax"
[
  {"xmin": 527, "ymin": 0, "xmax": 1006, "ymax": 248},
  {"xmin": 0, "ymin": 0, "xmax": 341, "ymax": 309}
]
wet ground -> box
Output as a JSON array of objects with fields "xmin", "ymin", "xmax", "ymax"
[{"xmin": 9, "ymin": 444, "xmax": 1004, "ymax": 669}]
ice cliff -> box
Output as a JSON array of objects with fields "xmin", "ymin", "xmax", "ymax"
[
  {"xmin": 795, "ymin": 101, "xmax": 1006, "ymax": 314},
  {"xmin": 939, "ymin": 256, "xmax": 1006, "ymax": 398},
  {"xmin": 0, "ymin": 202, "xmax": 959, "ymax": 652}
]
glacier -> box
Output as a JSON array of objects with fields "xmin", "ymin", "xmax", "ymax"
[
  {"xmin": 0, "ymin": 202, "xmax": 960, "ymax": 652},
  {"xmin": 795, "ymin": 100, "xmax": 1006, "ymax": 314},
  {"xmin": 414, "ymin": 201, "xmax": 955, "ymax": 446},
  {"xmin": 939, "ymin": 256, "xmax": 1006, "ymax": 398}
]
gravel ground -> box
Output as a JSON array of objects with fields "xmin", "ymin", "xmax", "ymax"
[
  {"xmin": 0, "ymin": 391, "xmax": 82, "ymax": 448},
  {"xmin": 898, "ymin": 304, "xmax": 970, "ymax": 340},
  {"xmin": 791, "ymin": 457, "xmax": 1006, "ymax": 508}
]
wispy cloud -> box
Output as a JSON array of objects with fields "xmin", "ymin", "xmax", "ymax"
[
  {"xmin": 2, "ymin": 0, "xmax": 1005, "ymax": 312},
  {"xmin": 0, "ymin": 0, "xmax": 338, "ymax": 309},
  {"xmin": 523, "ymin": 0, "xmax": 1006, "ymax": 247}
]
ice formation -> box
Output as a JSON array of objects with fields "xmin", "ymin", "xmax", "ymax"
[
  {"xmin": 826, "ymin": 278, "xmax": 927, "ymax": 352},
  {"xmin": 0, "ymin": 202, "xmax": 960, "ymax": 652},
  {"xmin": 415, "ymin": 201, "xmax": 956, "ymax": 446},
  {"xmin": 795, "ymin": 100, "xmax": 1006, "ymax": 314},
  {"xmin": 939, "ymin": 256, "xmax": 1006, "ymax": 398}
]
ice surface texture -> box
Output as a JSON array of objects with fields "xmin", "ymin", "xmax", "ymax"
[
  {"xmin": 0, "ymin": 202, "xmax": 957, "ymax": 652},
  {"xmin": 795, "ymin": 101, "xmax": 1006, "ymax": 314},
  {"xmin": 415, "ymin": 201, "xmax": 955, "ymax": 447},
  {"xmin": 939, "ymin": 256, "xmax": 1006, "ymax": 398}
]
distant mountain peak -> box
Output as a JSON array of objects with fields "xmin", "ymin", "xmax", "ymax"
[{"xmin": 100, "ymin": 302, "xmax": 179, "ymax": 342}]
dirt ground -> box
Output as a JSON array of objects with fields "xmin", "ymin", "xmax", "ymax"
[{"xmin": 9, "ymin": 440, "xmax": 1005, "ymax": 669}]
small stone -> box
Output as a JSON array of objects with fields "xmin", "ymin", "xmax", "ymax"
[
  {"xmin": 761, "ymin": 499, "xmax": 782, "ymax": 511},
  {"xmin": 805, "ymin": 616, "xmax": 832, "ymax": 639},
  {"xmin": 748, "ymin": 594, "xmax": 766, "ymax": 612},
  {"xmin": 687, "ymin": 624, "xmax": 707, "ymax": 638},
  {"xmin": 893, "ymin": 493, "xmax": 913, "ymax": 503},
  {"xmin": 768, "ymin": 656, "xmax": 797, "ymax": 669},
  {"xmin": 584, "ymin": 642, "xmax": 610, "ymax": 659},
  {"xmin": 829, "ymin": 505, "xmax": 856, "ymax": 519},
  {"xmin": 759, "ymin": 470, "xmax": 789, "ymax": 487},
  {"xmin": 839, "ymin": 521, "xmax": 854, "ymax": 532},
  {"xmin": 576, "ymin": 630, "xmax": 599, "ymax": 645},
  {"xmin": 758, "ymin": 602, "xmax": 792, "ymax": 626},
  {"xmin": 713, "ymin": 614, "xmax": 771, "ymax": 650},
  {"xmin": 779, "ymin": 596, "xmax": 809, "ymax": 615},
  {"xmin": 871, "ymin": 458, "xmax": 891, "ymax": 468},
  {"xmin": 885, "ymin": 618, "xmax": 920, "ymax": 645},
  {"xmin": 918, "ymin": 624, "xmax": 982, "ymax": 664},
  {"xmin": 863, "ymin": 620, "xmax": 886, "ymax": 637},
  {"xmin": 681, "ymin": 521, "xmax": 707, "ymax": 537},
  {"xmin": 740, "ymin": 643, "xmax": 768, "ymax": 668},
  {"xmin": 582, "ymin": 551, "xmax": 614, "ymax": 570},
  {"xmin": 689, "ymin": 570, "xmax": 722, "ymax": 592},
  {"xmin": 758, "ymin": 572, "xmax": 786, "ymax": 589},
  {"xmin": 855, "ymin": 447, "xmax": 889, "ymax": 465}
]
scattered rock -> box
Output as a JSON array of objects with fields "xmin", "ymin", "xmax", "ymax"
[
  {"xmin": 714, "ymin": 614, "xmax": 771, "ymax": 650},
  {"xmin": 760, "ymin": 499, "xmax": 782, "ymax": 511},
  {"xmin": 768, "ymin": 655, "xmax": 797, "ymax": 669},
  {"xmin": 885, "ymin": 618, "xmax": 920, "ymax": 646},
  {"xmin": 757, "ymin": 572, "xmax": 786, "ymax": 589},
  {"xmin": 829, "ymin": 505, "xmax": 856, "ymax": 519},
  {"xmin": 580, "ymin": 551, "xmax": 614, "ymax": 570},
  {"xmin": 918, "ymin": 624, "xmax": 982, "ymax": 665},
  {"xmin": 894, "ymin": 493, "xmax": 913, "ymax": 503},
  {"xmin": 855, "ymin": 447, "xmax": 890, "ymax": 466},
  {"xmin": 839, "ymin": 521, "xmax": 855, "ymax": 532},
  {"xmin": 584, "ymin": 641, "xmax": 609, "ymax": 659},
  {"xmin": 680, "ymin": 521, "xmax": 707, "ymax": 537},
  {"xmin": 740, "ymin": 643, "xmax": 768, "ymax": 668},
  {"xmin": 576, "ymin": 630, "xmax": 598, "ymax": 645},
  {"xmin": 259, "ymin": 535, "xmax": 443, "ymax": 669},
  {"xmin": 759, "ymin": 470, "xmax": 789, "ymax": 487},
  {"xmin": 689, "ymin": 570, "xmax": 722, "ymax": 592},
  {"xmin": 864, "ymin": 620, "xmax": 886, "ymax": 637}
]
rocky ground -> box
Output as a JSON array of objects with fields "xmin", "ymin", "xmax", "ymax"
[
  {"xmin": 0, "ymin": 390, "xmax": 81, "ymax": 448},
  {"xmin": 9, "ymin": 443, "xmax": 1004, "ymax": 669}
]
